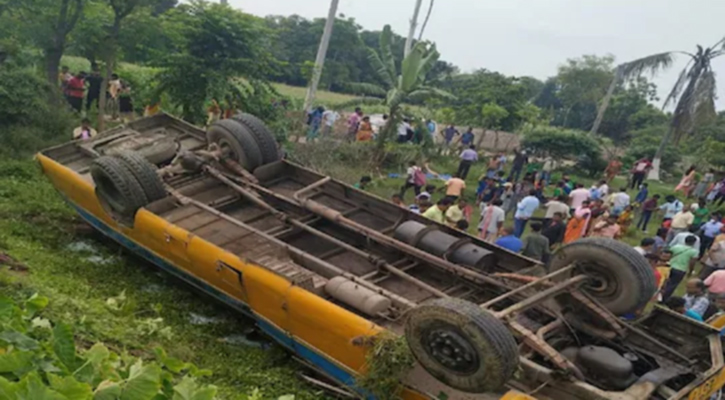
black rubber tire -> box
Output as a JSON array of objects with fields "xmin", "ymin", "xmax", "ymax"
[
  {"xmin": 206, "ymin": 120, "xmax": 262, "ymax": 170},
  {"xmin": 405, "ymin": 298, "xmax": 519, "ymax": 393},
  {"xmin": 112, "ymin": 151, "xmax": 167, "ymax": 202},
  {"xmin": 90, "ymin": 156, "xmax": 149, "ymax": 224},
  {"xmin": 550, "ymin": 237, "xmax": 657, "ymax": 315},
  {"xmin": 232, "ymin": 113, "xmax": 280, "ymax": 165}
]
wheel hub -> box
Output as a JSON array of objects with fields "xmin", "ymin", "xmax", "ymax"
[{"xmin": 423, "ymin": 328, "xmax": 479, "ymax": 374}]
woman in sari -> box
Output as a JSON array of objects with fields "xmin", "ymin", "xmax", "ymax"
[
  {"xmin": 674, "ymin": 166, "xmax": 696, "ymax": 196},
  {"xmin": 564, "ymin": 200, "xmax": 592, "ymax": 244}
]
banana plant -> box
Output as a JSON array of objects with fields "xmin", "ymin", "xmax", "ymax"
[{"xmin": 337, "ymin": 25, "xmax": 455, "ymax": 155}]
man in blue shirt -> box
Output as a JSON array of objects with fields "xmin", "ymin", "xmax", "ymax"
[
  {"xmin": 495, "ymin": 227, "xmax": 523, "ymax": 252},
  {"xmin": 442, "ymin": 125, "xmax": 460, "ymax": 145},
  {"xmin": 700, "ymin": 214, "xmax": 724, "ymax": 258},
  {"xmin": 514, "ymin": 189, "xmax": 540, "ymax": 238},
  {"xmin": 457, "ymin": 144, "xmax": 479, "ymax": 179},
  {"xmin": 460, "ymin": 127, "xmax": 475, "ymax": 146}
]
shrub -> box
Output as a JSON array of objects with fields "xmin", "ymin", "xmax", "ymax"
[
  {"xmin": 522, "ymin": 126, "xmax": 604, "ymax": 176},
  {"xmin": 0, "ymin": 63, "xmax": 77, "ymax": 158},
  {"xmin": 0, "ymin": 294, "xmax": 218, "ymax": 399}
]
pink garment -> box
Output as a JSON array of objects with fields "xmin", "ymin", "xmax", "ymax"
[
  {"xmin": 705, "ymin": 270, "xmax": 725, "ymax": 294},
  {"xmin": 573, "ymin": 206, "xmax": 592, "ymax": 235},
  {"xmin": 569, "ymin": 188, "xmax": 590, "ymax": 209}
]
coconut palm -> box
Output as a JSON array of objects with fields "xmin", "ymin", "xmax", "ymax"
[
  {"xmin": 591, "ymin": 39, "xmax": 725, "ymax": 180},
  {"xmin": 338, "ymin": 25, "xmax": 454, "ymax": 153}
]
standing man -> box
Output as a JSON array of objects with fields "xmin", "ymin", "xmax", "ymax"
[
  {"xmin": 637, "ymin": 194, "xmax": 660, "ymax": 232},
  {"xmin": 444, "ymin": 174, "xmax": 466, "ymax": 202},
  {"xmin": 514, "ymin": 189, "xmax": 540, "ymax": 238},
  {"xmin": 64, "ymin": 72, "xmax": 86, "ymax": 112},
  {"xmin": 521, "ymin": 223, "xmax": 550, "ymax": 262},
  {"xmin": 541, "ymin": 157, "xmax": 554, "ymax": 186},
  {"xmin": 662, "ymin": 235, "xmax": 699, "ymax": 301},
  {"xmin": 347, "ymin": 107, "xmax": 363, "ymax": 140},
  {"xmin": 85, "ymin": 65, "xmax": 103, "ymax": 111},
  {"xmin": 479, "ymin": 199, "xmax": 505, "ymax": 242},
  {"xmin": 569, "ymin": 184, "xmax": 591, "ymax": 212},
  {"xmin": 659, "ymin": 195, "xmax": 683, "ymax": 222},
  {"xmin": 604, "ymin": 158, "xmax": 623, "ymax": 183},
  {"xmin": 668, "ymin": 204, "xmax": 696, "ymax": 243},
  {"xmin": 630, "ymin": 158, "xmax": 652, "ymax": 190},
  {"xmin": 321, "ymin": 108, "xmax": 340, "ymax": 137},
  {"xmin": 542, "ymin": 212, "xmax": 566, "ymax": 249},
  {"xmin": 459, "ymin": 127, "xmax": 475, "ymax": 148},
  {"xmin": 543, "ymin": 195, "xmax": 569, "ymax": 227},
  {"xmin": 59, "ymin": 65, "xmax": 72, "ymax": 89},
  {"xmin": 700, "ymin": 214, "xmax": 723, "ymax": 259},
  {"xmin": 441, "ymin": 125, "xmax": 460, "ymax": 146},
  {"xmin": 457, "ymin": 145, "xmax": 478, "ymax": 179},
  {"xmin": 509, "ymin": 149, "xmax": 528, "ymax": 182}
]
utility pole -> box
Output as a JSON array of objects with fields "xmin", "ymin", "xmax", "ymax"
[
  {"xmin": 303, "ymin": 0, "xmax": 339, "ymax": 112},
  {"xmin": 404, "ymin": 0, "xmax": 424, "ymax": 57}
]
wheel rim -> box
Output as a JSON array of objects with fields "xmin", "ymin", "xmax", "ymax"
[
  {"xmin": 576, "ymin": 261, "xmax": 619, "ymax": 299},
  {"xmin": 421, "ymin": 324, "xmax": 479, "ymax": 374},
  {"xmin": 217, "ymin": 138, "xmax": 240, "ymax": 161}
]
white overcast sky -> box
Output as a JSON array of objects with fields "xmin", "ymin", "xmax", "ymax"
[{"xmin": 231, "ymin": 0, "xmax": 725, "ymax": 109}]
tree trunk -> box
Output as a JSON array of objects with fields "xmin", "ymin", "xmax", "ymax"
[
  {"xmin": 97, "ymin": 18, "xmax": 121, "ymax": 132},
  {"xmin": 493, "ymin": 130, "xmax": 500, "ymax": 151},
  {"xmin": 590, "ymin": 68, "xmax": 621, "ymax": 135},
  {"xmin": 302, "ymin": 0, "xmax": 339, "ymax": 112},
  {"xmin": 648, "ymin": 124, "xmax": 674, "ymax": 181},
  {"xmin": 44, "ymin": 47, "xmax": 64, "ymax": 89},
  {"xmin": 404, "ymin": 0, "xmax": 423, "ymax": 57}
]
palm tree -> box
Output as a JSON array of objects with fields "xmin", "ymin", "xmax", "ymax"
[
  {"xmin": 591, "ymin": 39, "xmax": 725, "ymax": 180},
  {"xmin": 338, "ymin": 25, "xmax": 454, "ymax": 154}
]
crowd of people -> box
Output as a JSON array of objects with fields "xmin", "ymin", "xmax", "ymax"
[
  {"xmin": 353, "ymin": 135, "xmax": 725, "ymax": 328},
  {"xmin": 59, "ymin": 65, "xmax": 133, "ymax": 121}
]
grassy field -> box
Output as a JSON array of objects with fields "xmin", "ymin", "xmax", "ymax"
[{"xmin": 0, "ymin": 160, "xmax": 327, "ymax": 399}]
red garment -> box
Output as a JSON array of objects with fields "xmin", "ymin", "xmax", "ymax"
[{"xmin": 65, "ymin": 77, "xmax": 85, "ymax": 98}]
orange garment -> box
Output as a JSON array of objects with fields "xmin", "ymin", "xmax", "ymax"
[
  {"xmin": 356, "ymin": 122, "xmax": 373, "ymax": 142},
  {"xmin": 564, "ymin": 214, "xmax": 590, "ymax": 244}
]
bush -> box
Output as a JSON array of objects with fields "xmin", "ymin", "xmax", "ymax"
[
  {"xmin": 0, "ymin": 63, "xmax": 77, "ymax": 158},
  {"xmin": 521, "ymin": 126, "xmax": 604, "ymax": 176},
  {"xmin": 0, "ymin": 294, "xmax": 218, "ymax": 399}
]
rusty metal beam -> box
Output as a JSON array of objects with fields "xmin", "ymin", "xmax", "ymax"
[
  {"xmin": 494, "ymin": 275, "xmax": 588, "ymax": 318},
  {"xmin": 481, "ymin": 265, "xmax": 576, "ymax": 309}
]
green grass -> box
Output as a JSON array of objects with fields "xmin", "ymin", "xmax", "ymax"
[{"xmin": 0, "ymin": 160, "xmax": 326, "ymax": 399}]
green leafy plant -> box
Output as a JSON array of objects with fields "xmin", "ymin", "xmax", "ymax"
[
  {"xmin": 356, "ymin": 332, "xmax": 415, "ymax": 400},
  {"xmin": 0, "ymin": 294, "xmax": 218, "ymax": 399}
]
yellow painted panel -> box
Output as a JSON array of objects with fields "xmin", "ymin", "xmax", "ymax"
[{"xmin": 286, "ymin": 285, "xmax": 381, "ymax": 372}]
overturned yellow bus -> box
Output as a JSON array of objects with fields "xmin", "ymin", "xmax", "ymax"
[{"xmin": 37, "ymin": 113, "xmax": 724, "ymax": 400}]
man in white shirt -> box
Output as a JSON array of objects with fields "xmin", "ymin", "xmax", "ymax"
[
  {"xmin": 667, "ymin": 204, "xmax": 696, "ymax": 243},
  {"xmin": 669, "ymin": 227, "xmax": 701, "ymax": 253},
  {"xmin": 611, "ymin": 187, "xmax": 631, "ymax": 215},
  {"xmin": 479, "ymin": 199, "xmax": 505, "ymax": 242},
  {"xmin": 397, "ymin": 119, "xmax": 411, "ymax": 143},
  {"xmin": 321, "ymin": 109, "xmax": 339, "ymax": 137},
  {"xmin": 633, "ymin": 238, "xmax": 655, "ymax": 256},
  {"xmin": 569, "ymin": 184, "xmax": 590, "ymax": 210},
  {"xmin": 544, "ymin": 195, "xmax": 569, "ymax": 225},
  {"xmin": 598, "ymin": 180, "xmax": 609, "ymax": 197}
]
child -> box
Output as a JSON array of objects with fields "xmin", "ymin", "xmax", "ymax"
[
  {"xmin": 391, "ymin": 194, "xmax": 405, "ymax": 207},
  {"xmin": 354, "ymin": 176, "xmax": 372, "ymax": 190}
]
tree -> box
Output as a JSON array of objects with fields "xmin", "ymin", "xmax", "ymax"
[
  {"xmin": 443, "ymin": 70, "xmax": 531, "ymax": 132},
  {"xmin": 13, "ymin": 0, "xmax": 86, "ymax": 86},
  {"xmin": 337, "ymin": 25, "xmax": 454, "ymax": 155},
  {"xmin": 156, "ymin": 1, "xmax": 274, "ymax": 123},
  {"xmin": 96, "ymin": 0, "xmax": 149, "ymax": 131},
  {"xmin": 591, "ymin": 41, "xmax": 724, "ymax": 180},
  {"xmin": 555, "ymin": 55, "xmax": 614, "ymax": 129}
]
